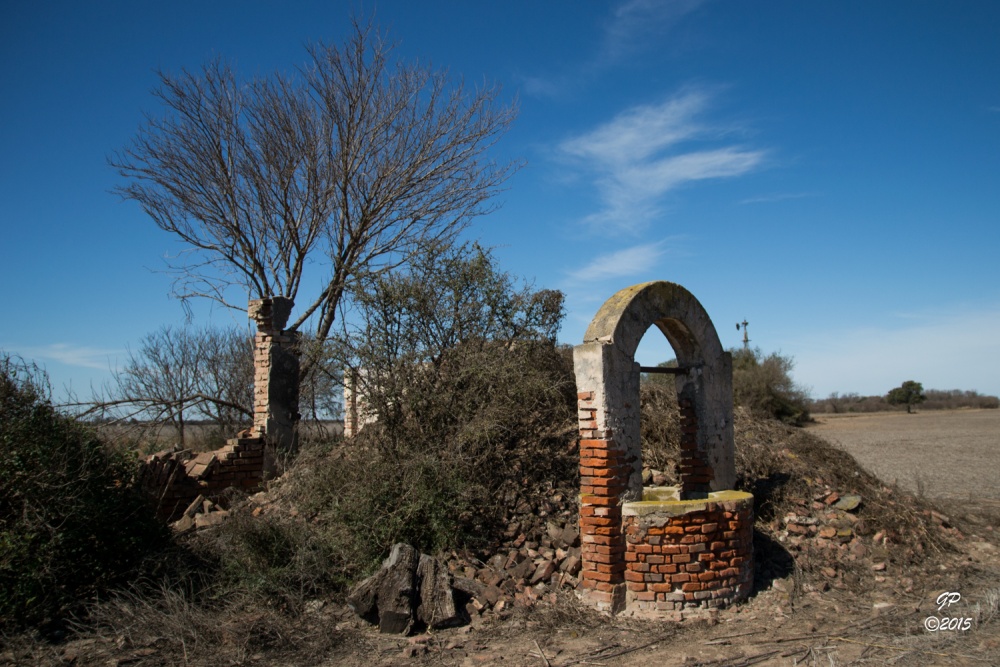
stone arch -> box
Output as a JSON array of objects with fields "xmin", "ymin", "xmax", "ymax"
[{"xmin": 573, "ymin": 281, "xmax": 737, "ymax": 612}]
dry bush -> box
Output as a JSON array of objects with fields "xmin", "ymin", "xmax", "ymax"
[
  {"xmin": 72, "ymin": 583, "xmax": 344, "ymax": 667},
  {"xmin": 915, "ymin": 388, "xmax": 999, "ymax": 410},
  {"xmin": 639, "ymin": 377, "xmax": 948, "ymax": 571},
  {"xmin": 0, "ymin": 353, "xmax": 169, "ymax": 632},
  {"xmin": 323, "ymin": 242, "xmax": 578, "ymax": 564},
  {"xmin": 184, "ymin": 245, "xmax": 579, "ymax": 595},
  {"xmin": 283, "ymin": 338, "xmax": 579, "ymax": 575},
  {"xmin": 177, "ymin": 340, "xmax": 578, "ymax": 604},
  {"xmin": 732, "ymin": 407, "xmax": 950, "ymax": 563},
  {"xmin": 812, "ymin": 388, "xmax": 999, "ymax": 413}
]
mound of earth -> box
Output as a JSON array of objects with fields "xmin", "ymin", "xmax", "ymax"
[{"xmin": 5, "ymin": 410, "xmax": 998, "ymax": 666}]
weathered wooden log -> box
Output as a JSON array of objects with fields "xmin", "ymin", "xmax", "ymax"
[
  {"xmin": 348, "ymin": 543, "xmax": 477, "ymax": 633},
  {"xmin": 416, "ymin": 554, "xmax": 464, "ymax": 629},
  {"xmin": 374, "ymin": 543, "xmax": 419, "ymax": 634}
]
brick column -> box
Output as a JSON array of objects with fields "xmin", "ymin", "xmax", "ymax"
[
  {"xmin": 248, "ymin": 297, "xmax": 300, "ymax": 452},
  {"xmin": 577, "ymin": 391, "xmax": 628, "ymax": 613},
  {"xmin": 678, "ymin": 395, "xmax": 713, "ymax": 498}
]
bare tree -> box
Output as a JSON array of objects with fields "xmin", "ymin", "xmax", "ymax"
[
  {"xmin": 110, "ymin": 17, "xmax": 519, "ymax": 374},
  {"xmin": 195, "ymin": 327, "xmax": 255, "ymax": 431},
  {"xmin": 83, "ymin": 326, "xmax": 254, "ymax": 446}
]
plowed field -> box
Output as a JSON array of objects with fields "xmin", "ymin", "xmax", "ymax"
[{"xmin": 807, "ymin": 409, "xmax": 1000, "ymax": 501}]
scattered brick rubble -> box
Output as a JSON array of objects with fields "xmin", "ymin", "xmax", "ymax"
[
  {"xmin": 141, "ymin": 434, "xmax": 265, "ymax": 521},
  {"xmin": 340, "ymin": 465, "xmax": 968, "ymax": 632},
  {"xmin": 331, "ymin": 484, "xmax": 585, "ymax": 634},
  {"xmin": 170, "ymin": 494, "xmax": 231, "ymax": 534},
  {"xmin": 437, "ymin": 468, "xmax": 706, "ymax": 619},
  {"xmin": 766, "ymin": 473, "xmax": 963, "ymax": 594}
]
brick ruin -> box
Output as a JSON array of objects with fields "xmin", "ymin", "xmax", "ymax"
[
  {"xmin": 573, "ymin": 281, "xmax": 753, "ymax": 618},
  {"xmin": 142, "ymin": 297, "xmax": 300, "ymax": 520},
  {"xmin": 248, "ymin": 296, "xmax": 300, "ymax": 451}
]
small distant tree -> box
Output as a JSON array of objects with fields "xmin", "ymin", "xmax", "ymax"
[{"xmin": 886, "ymin": 380, "xmax": 926, "ymax": 414}]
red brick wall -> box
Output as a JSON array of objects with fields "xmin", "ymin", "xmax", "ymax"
[
  {"xmin": 622, "ymin": 494, "xmax": 753, "ymax": 618},
  {"xmin": 678, "ymin": 396, "xmax": 714, "ymax": 497}
]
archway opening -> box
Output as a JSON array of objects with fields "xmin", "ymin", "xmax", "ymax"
[{"xmin": 636, "ymin": 322, "xmax": 686, "ymax": 494}]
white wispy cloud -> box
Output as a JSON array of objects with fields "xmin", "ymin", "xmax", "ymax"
[
  {"xmin": 600, "ymin": 0, "xmax": 705, "ymax": 63},
  {"xmin": 518, "ymin": 0, "xmax": 704, "ymax": 99},
  {"xmin": 558, "ymin": 90, "xmax": 765, "ymax": 231},
  {"xmin": 566, "ymin": 241, "xmax": 669, "ymax": 283},
  {"xmin": 739, "ymin": 192, "xmax": 818, "ymax": 205},
  {"xmin": 13, "ymin": 343, "xmax": 120, "ymax": 370}
]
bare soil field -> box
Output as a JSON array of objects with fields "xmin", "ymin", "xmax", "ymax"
[{"xmin": 807, "ymin": 409, "xmax": 1000, "ymax": 501}]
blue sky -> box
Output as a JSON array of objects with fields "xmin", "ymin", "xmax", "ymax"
[{"xmin": 2, "ymin": 1, "xmax": 999, "ymax": 401}]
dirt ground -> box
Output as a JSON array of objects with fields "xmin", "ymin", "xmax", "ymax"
[
  {"xmin": 23, "ymin": 549, "xmax": 998, "ymax": 667},
  {"xmin": 7, "ymin": 411, "xmax": 999, "ymax": 667},
  {"xmin": 806, "ymin": 409, "xmax": 1000, "ymax": 501}
]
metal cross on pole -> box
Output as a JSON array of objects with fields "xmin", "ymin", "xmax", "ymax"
[{"xmin": 736, "ymin": 320, "xmax": 750, "ymax": 350}]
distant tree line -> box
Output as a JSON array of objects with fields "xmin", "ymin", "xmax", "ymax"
[{"xmin": 811, "ymin": 388, "xmax": 999, "ymax": 414}]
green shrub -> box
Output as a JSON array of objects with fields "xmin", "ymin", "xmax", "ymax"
[
  {"xmin": 0, "ymin": 354, "xmax": 169, "ymax": 629},
  {"xmin": 731, "ymin": 347, "xmax": 811, "ymax": 425}
]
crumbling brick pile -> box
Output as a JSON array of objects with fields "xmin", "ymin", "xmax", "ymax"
[
  {"xmin": 767, "ymin": 477, "xmax": 939, "ymax": 590},
  {"xmin": 444, "ymin": 506, "xmax": 584, "ymax": 615},
  {"xmin": 142, "ymin": 435, "xmax": 265, "ymax": 521},
  {"xmin": 251, "ymin": 471, "xmax": 586, "ymax": 618},
  {"xmin": 170, "ymin": 494, "xmax": 231, "ymax": 533}
]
